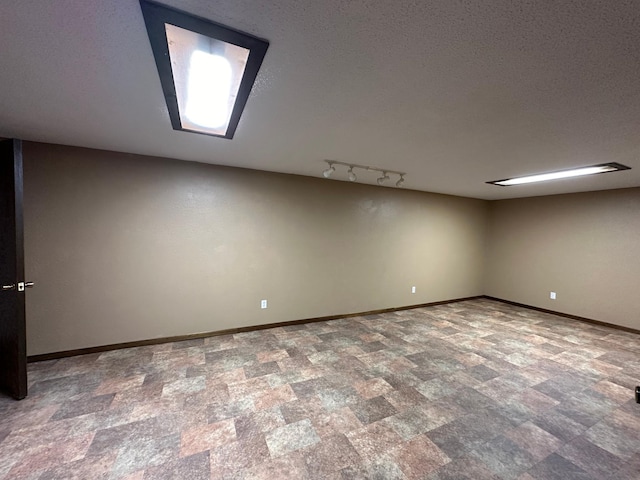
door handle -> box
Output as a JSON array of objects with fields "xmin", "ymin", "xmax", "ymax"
[
  {"xmin": 2, "ymin": 284, "xmax": 16, "ymax": 291},
  {"xmin": 16, "ymin": 281, "xmax": 34, "ymax": 292}
]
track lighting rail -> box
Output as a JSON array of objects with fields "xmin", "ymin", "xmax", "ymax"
[{"xmin": 322, "ymin": 160, "xmax": 406, "ymax": 187}]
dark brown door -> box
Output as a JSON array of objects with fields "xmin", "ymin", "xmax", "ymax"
[{"xmin": 0, "ymin": 139, "xmax": 27, "ymax": 400}]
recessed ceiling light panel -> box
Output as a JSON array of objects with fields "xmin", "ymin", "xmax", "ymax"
[
  {"xmin": 487, "ymin": 162, "xmax": 631, "ymax": 186},
  {"xmin": 139, "ymin": 0, "xmax": 269, "ymax": 139}
]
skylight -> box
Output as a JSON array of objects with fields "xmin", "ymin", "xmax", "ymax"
[{"xmin": 139, "ymin": 0, "xmax": 269, "ymax": 139}]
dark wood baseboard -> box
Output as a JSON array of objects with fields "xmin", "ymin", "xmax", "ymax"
[
  {"xmin": 483, "ymin": 296, "xmax": 640, "ymax": 335},
  {"xmin": 27, "ymin": 295, "xmax": 484, "ymax": 363}
]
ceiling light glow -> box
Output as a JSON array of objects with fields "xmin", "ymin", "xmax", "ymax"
[
  {"xmin": 185, "ymin": 51, "xmax": 232, "ymax": 129},
  {"xmin": 488, "ymin": 163, "xmax": 630, "ymax": 186}
]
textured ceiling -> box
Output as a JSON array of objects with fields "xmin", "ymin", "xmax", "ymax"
[{"xmin": 1, "ymin": 0, "xmax": 639, "ymax": 200}]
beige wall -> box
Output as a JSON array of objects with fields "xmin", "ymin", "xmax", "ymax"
[
  {"xmin": 23, "ymin": 142, "xmax": 488, "ymax": 355},
  {"xmin": 485, "ymin": 187, "xmax": 640, "ymax": 330}
]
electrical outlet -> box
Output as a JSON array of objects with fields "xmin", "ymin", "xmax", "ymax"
[
  {"xmin": 550, "ymin": 292, "xmax": 556, "ymax": 300},
  {"xmin": 411, "ymin": 286, "xmax": 416, "ymax": 294},
  {"xmin": 261, "ymin": 299, "xmax": 268, "ymax": 309}
]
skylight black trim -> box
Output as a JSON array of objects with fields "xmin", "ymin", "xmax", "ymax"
[
  {"xmin": 487, "ymin": 162, "xmax": 631, "ymax": 187},
  {"xmin": 139, "ymin": 0, "xmax": 269, "ymax": 139}
]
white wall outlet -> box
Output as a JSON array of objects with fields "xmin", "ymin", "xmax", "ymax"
[
  {"xmin": 550, "ymin": 292, "xmax": 556, "ymax": 300},
  {"xmin": 261, "ymin": 299, "xmax": 268, "ymax": 309},
  {"xmin": 411, "ymin": 286, "xmax": 416, "ymax": 294}
]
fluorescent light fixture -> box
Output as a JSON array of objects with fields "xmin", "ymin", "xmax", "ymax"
[
  {"xmin": 487, "ymin": 162, "xmax": 630, "ymax": 186},
  {"xmin": 139, "ymin": 0, "xmax": 269, "ymax": 139}
]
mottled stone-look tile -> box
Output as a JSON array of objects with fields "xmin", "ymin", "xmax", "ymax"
[
  {"xmin": 340, "ymin": 457, "xmax": 406, "ymax": 480},
  {"xmin": 8, "ymin": 432, "xmax": 95, "ymax": 478},
  {"xmin": 118, "ymin": 470, "xmax": 146, "ymax": 480},
  {"xmin": 227, "ymin": 377, "xmax": 273, "ymax": 402},
  {"xmin": 265, "ymin": 419, "xmax": 320, "ymax": 457},
  {"xmin": 280, "ymin": 397, "xmax": 326, "ymax": 425},
  {"xmin": 94, "ymin": 374, "xmax": 146, "ymax": 396},
  {"xmin": 476, "ymin": 376, "xmax": 527, "ymax": 402},
  {"xmin": 87, "ymin": 416, "xmax": 173, "ymax": 457},
  {"xmin": 468, "ymin": 364, "xmax": 501, "ymax": 382},
  {"xmin": 349, "ymin": 396, "xmax": 397, "ymax": 425},
  {"xmin": 50, "ymin": 393, "xmax": 115, "ymax": 421},
  {"xmin": 289, "ymin": 377, "xmax": 331, "ymax": 399},
  {"xmin": 180, "ymin": 418, "xmax": 236, "ymax": 457},
  {"xmin": 470, "ymin": 435, "xmax": 536, "ymax": 480},
  {"xmin": 591, "ymin": 379, "xmax": 632, "ymax": 404},
  {"xmin": 384, "ymin": 402, "xmax": 458, "ymax": 440},
  {"xmin": 415, "ymin": 377, "xmax": 462, "ymax": 401},
  {"xmin": 256, "ymin": 349, "xmax": 290, "ymax": 363},
  {"xmin": 386, "ymin": 356, "xmax": 419, "ymax": 374},
  {"xmin": 611, "ymin": 453, "xmax": 640, "ymax": 480},
  {"xmin": 143, "ymin": 451, "xmax": 210, "ymax": 480},
  {"xmin": 454, "ymin": 352, "xmax": 487, "ymax": 368},
  {"xmin": 2, "ymin": 298, "xmax": 638, "ymax": 479},
  {"xmin": 390, "ymin": 434, "xmax": 450, "ymax": 479},
  {"xmin": 345, "ymin": 421, "xmax": 404, "ymax": 462},
  {"xmin": 558, "ymin": 435, "xmax": 624, "ymax": 478},
  {"xmin": 109, "ymin": 433, "xmax": 180, "ymax": 476},
  {"xmin": 111, "ymin": 382, "xmax": 164, "ymax": 409},
  {"xmin": 234, "ymin": 408, "xmax": 286, "ymax": 441},
  {"xmin": 383, "ymin": 386, "xmax": 429, "ymax": 412},
  {"xmin": 426, "ymin": 454, "xmax": 501, "ymax": 480},
  {"xmin": 244, "ymin": 361, "xmax": 281, "ymax": 379},
  {"xmin": 510, "ymin": 388, "xmax": 559, "ymax": 415},
  {"xmin": 505, "ymin": 421, "xmax": 563, "ymax": 461},
  {"xmin": 427, "ymin": 409, "xmax": 513, "ymax": 459},
  {"xmin": 532, "ymin": 409, "xmax": 587, "ymax": 443},
  {"xmin": 277, "ymin": 354, "xmax": 314, "ymax": 372},
  {"xmin": 245, "ymin": 450, "xmax": 310, "ymax": 480},
  {"xmin": 317, "ymin": 386, "xmax": 360, "ymax": 411},
  {"xmin": 353, "ymin": 378, "xmax": 395, "ymax": 400},
  {"xmin": 303, "ymin": 433, "xmax": 362, "ymax": 476},
  {"xmin": 38, "ymin": 451, "xmax": 117, "ymax": 480},
  {"xmin": 207, "ymin": 397, "xmax": 255, "ymax": 423},
  {"xmin": 313, "ymin": 406, "xmax": 363, "ymax": 438},
  {"xmin": 209, "ymin": 435, "xmax": 270, "ymax": 478},
  {"xmin": 253, "ymin": 384, "xmax": 297, "ymax": 410},
  {"xmin": 445, "ymin": 387, "xmax": 499, "ymax": 412},
  {"xmin": 161, "ymin": 376, "xmax": 205, "ymax": 397},
  {"xmin": 555, "ymin": 390, "xmax": 618, "ymax": 427},
  {"xmin": 584, "ymin": 414, "xmax": 640, "ymax": 461},
  {"xmin": 0, "ymin": 404, "xmax": 59, "ymax": 432},
  {"xmin": 526, "ymin": 453, "xmax": 593, "ymax": 480},
  {"xmin": 206, "ymin": 367, "xmax": 246, "ymax": 385}
]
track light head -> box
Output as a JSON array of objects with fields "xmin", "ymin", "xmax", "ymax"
[
  {"xmin": 377, "ymin": 172, "xmax": 390, "ymax": 185},
  {"xmin": 396, "ymin": 175, "xmax": 405, "ymax": 188},
  {"xmin": 322, "ymin": 162, "xmax": 335, "ymax": 178},
  {"xmin": 348, "ymin": 167, "xmax": 357, "ymax": 182}
]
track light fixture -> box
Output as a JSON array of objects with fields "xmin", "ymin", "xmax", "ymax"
[
  {"xmin": 322, "ymin": 162, "xmax": 336, "ymax": 178},
  {"xmin": 377, "ymin": 172, "xmax": 390, "ymax": 185},
  {"xmin": 320, "ymin": 160, "xmax": 406, "ymax": 188}
]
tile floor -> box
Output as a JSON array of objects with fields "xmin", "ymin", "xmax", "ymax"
[{"xmin": 1, "ymin": 298, "xmax": 639, "ymax": 479}]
